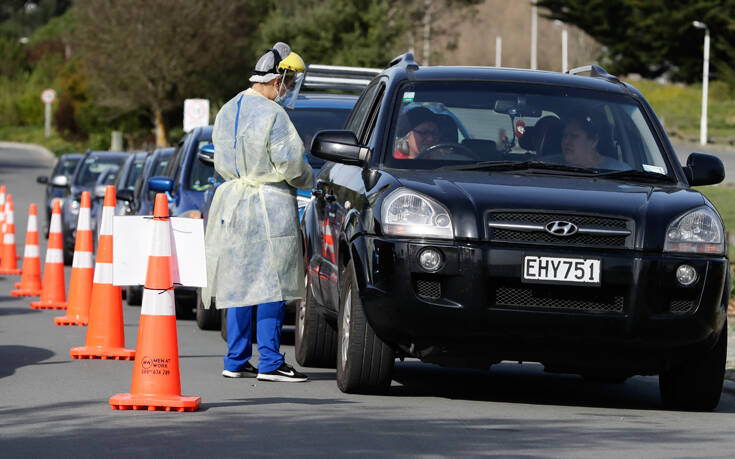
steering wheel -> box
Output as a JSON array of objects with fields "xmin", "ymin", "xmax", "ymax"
[{"xmin": 414, "ymin": 143, "xmax": 477, "ymax": 161}]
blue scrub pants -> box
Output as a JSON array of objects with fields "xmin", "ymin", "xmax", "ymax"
[{"xmin": 223, "ymin": 300, "xmax": 285, "ymax": 373}]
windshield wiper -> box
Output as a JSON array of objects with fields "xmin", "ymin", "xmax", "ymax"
[
  {"xmin": 440, "ymin": 160, "xmax": 595, "ymax": 175},
  {"xmin": 594, "ymin": 169, "xmax": 675, "ymax": 182}
]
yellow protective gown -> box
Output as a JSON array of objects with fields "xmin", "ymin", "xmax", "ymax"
[{"xmin": 203, "ymin": 88, "xmax": 314, "ymax": 309}]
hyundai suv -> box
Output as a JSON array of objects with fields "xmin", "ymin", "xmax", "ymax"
[{"xmin": 297, "ymin": 55, "xmax": 729, "ymax": 411}]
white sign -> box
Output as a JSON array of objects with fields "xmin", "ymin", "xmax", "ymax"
[
  {"xmin": 112, "ymin": 216, "xmax": 207, "ymax": 287},
  {"xmin": 40, "ymin": 88, "xmax": 56, "ymax": 104},
  {"xmin": 183, "ymin": 98, "xmax": 210, "ymax": 133}
]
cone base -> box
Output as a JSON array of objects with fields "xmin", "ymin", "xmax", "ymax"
[
  {"xmin": 11, "ymin": 288, "xmax": 42, "ymax": 297},
  {"xmin": 109, "ymin": 393, "xmax": 200, "ymax": 412},
  {"xmin": 0, "ymin": 268, "xmax": 22, "ymax": 275},
  {"xmin": 30, "ymin": 300, "xmax": 68, "ymax": 310},
  {"xmin": 70, "ymin": 346, "xmax": 135, "ymax": 360},
  {"xmin": 54, "ymin": 316, "xmax": 88, "ymax": 326}
]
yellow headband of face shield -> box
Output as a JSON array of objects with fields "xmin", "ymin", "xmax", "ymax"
[{"xmin": 278, "ymin": 52, "xmax": 306, "ymax": 73}]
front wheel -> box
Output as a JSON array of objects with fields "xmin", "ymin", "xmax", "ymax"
[
  {"xmin": 336, "ymin": 260, "xmax": 394, "ymax": 393},
  {"xmin": 295, "ymin": 275, "xmax": 337, "ymax": 368},
  {"xmin": 196, "ymin": 289, "xmax": 221, "ymax": 330},
  {"xmin": 659, "ymin": 322, "xmax": 727, "ymax": 411}
]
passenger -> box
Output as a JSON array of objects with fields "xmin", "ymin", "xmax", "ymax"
[
  {"xmin": 560, "ymin": 112, "xmax": 626, "ymax": 170},
  {"xmin": 394, "ymin": 106, "xmax": 441, "ymax": 159},
  {"xmin": 204, "ymin": 42, "xmax": 312, "ymax": 383}
]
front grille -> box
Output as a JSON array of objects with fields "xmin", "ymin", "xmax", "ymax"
[
  {"xmin": 494, "ymin": 286, "xmax": 624, "ymax": 313},
  {"xmin": 670, "ymin": 300, "xmax": 695, "ymax": 314},
  {"xmin": 488, "ymin": 211, "xmax": 631, "ymax": 248},
  {"xmin": 415, "ymin": 279, "xmax": 441, "ymax": 300}
]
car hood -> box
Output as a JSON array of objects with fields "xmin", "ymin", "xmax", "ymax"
[{"xmin": 391, "ymin": 170, "xmax": 708, "ymax": 248}]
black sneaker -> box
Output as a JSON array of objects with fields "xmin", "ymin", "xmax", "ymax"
[
  {"xmin": 222, "ymin": 362, "xmax": 258, "ymax": 378},
  {"xmin": 257, "ymin": 362, "xmax": 308, "ymax": 382}
]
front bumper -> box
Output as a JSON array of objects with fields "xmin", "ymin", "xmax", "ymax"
[{"xmin": 358, "ymin": 236, "xmax": 728, "ymax": 372}]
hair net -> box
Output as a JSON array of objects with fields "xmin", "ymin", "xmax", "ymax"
[
  {"xmin": 397, "ymin": 106, "xmax": 439, "ymax": 137},
  {"xmin": 249, "ymin": 42, "xmax": 292, "ymax": 83}
]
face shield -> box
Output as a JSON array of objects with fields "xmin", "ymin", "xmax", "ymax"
[{"xmin": 275, "ymin": 69, "xmax": 305, "ymax": 109}]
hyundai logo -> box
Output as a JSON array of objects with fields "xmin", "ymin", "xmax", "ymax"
[{"xmin": 545, "ymin": 220, "xmax": 578, "ymax": 236}]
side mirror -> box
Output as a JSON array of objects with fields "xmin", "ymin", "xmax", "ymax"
[
  {"xmin": 94, "ymin": 185, "xmax": 106, "ymax": 199},
  {"xmin": 148, "ymin": 176, "xmax": 174, "ymax": 193},
  {"xmin": 311, "ymin": 130, "xmax": 370, "ymax": 167},
  {"xmin": 684, "ymin": 152, "xmax": 725, "ymax": 186},
  {"xmin": 50, "ymin": 175, "xmax": 68, "ymax": 187},
  {"xmin": 198, "ymin": 143, "xmax": 214, "ymax": 165},
  {"xmin": 37, "ymin": 175, "xmax": 49, "ymax": 184},
  {"xmin": 116, "ymin": 189, "xmax": 135, "ymax": 202}
]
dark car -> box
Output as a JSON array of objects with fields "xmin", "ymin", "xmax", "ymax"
[
  {"xmin": 297, "ymin": 55, "xmax": 729, "ymax": 411},
  {"xmin": 147, "ymin": 126, "xmax": 215, "ymax": 317},
  {"xmin": 61, "ymin": 151, "xmax": 128, "ymax": 264},
  {"xmin": 90, "ymin": 165, "xmax": 120, "ymax": 245},
  {"xmin": 113, "ymin": 152, "xmax": 148, "ymax": 216},
  {"xmin": 119, "ymin": 147, "xmax": 174, "ymax": 307},
  {"xmin": 36, "ymin": 153, "xmax": 83, "ymax": 238},
  {"xmin": 193, "ymin": 68, "xmax": 371, "ymax": 333}
]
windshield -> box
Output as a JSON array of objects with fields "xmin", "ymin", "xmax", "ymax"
[
  {"xmin": 287, "ymin": 107, "xmax": 352, "ymax": 168},
  {"xmin": 73, "ymin": 156, "xmax": 125, "ymax": 188},
  {"xmin": 187, "ymin": 138, "xmax": 214, "ymax": 191},
  {"xmin": 54, "ymin": 157, "xmax": 80, "ymax": 179},
  {"xmin": 385, "ymin": 82, "xmax": 671, "ymax": 177}
]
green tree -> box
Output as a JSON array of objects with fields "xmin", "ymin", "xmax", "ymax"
[
  {"xmin": 537, "ymin": 0, "xmax": 735, "ymax": 83},
  {"xmin": 74, "ymin": 0, "xmax": 262, "ymax": 147}
]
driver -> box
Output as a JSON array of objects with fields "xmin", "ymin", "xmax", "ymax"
[{"xmin": 393, "ymin": 106, "xmax": 441, "ymax": 159}]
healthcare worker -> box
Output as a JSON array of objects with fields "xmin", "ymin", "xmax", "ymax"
[{"xmin": 204, "ymin": 42, "xmax": 313, "ymax": 382}]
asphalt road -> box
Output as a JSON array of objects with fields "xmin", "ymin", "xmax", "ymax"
[{"xmin": 3, "ymin": 144, "xmax": 735, "ymax": 458}]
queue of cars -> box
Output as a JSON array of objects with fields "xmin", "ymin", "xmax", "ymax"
[{"xmin": 296, "ymin": 54, "xmax": 729, "ymax": 410}]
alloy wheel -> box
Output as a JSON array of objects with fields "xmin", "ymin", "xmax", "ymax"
[{"xmin": 341, "ymin": 290, "xmax": 351, "ymax": 368}]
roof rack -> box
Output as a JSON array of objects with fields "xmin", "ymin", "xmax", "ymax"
[
  {"xmin": 566, "ymin": 64, "xmax": 622, "ymax": 85},
  {"xmin": 387, "ymin": 52, "xmax": 419, "ymax": 71},
  {"xmin": 304, "ymin": 64, "xmax": 382, "ymax": 91}
]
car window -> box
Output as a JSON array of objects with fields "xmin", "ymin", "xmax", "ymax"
[
  {"xmin": 54, "ymin": 158, "xmax": 80, "ymax": 179},
  {"xmin": 73, "ymin": 156, "xmax": 126, "ymax": 188},
  {"xmin": 346, "ymin": 83, "xmax": 381, "ymax": 139},
  {"xmin": 287, "ymin": 107, "xmax": 352, "ymax": 168},
  {"xmin": 186, "ymin": 138, "xmax": 214, "ymax": 191},
  {"xmin": 123, "ymin": 160, "xmax": 145, "ymax": 190},
  {"xmin": 385, "ymin": 81, "xmax": 671, "ymax": 176}
]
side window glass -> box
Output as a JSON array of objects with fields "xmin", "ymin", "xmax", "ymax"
[
  {"xmin": 346, "ymin": 83, "xmax": 380, "ymax": 137},
  {"xmin": 361, "ymin": 83, "xmax": 386, "ymax": 144}
]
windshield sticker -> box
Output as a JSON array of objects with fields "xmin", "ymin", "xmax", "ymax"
[
  {"xmin": 642, "ymin": 164, "xmax": 666, "ymax": 174},
  {"xmin": 402, "ymin": 91, "xmax": 415, "ymax": 103}
]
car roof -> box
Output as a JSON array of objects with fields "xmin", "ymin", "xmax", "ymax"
[
  {"xmin": 84, "ymin": 151, "xmax": 129, "ymax": 160},
  {"xmin": 293, "ymin": 92, "xmax": 359, "ymax": 109},
  {"xmin": 59, "ymin": 153, "xmax": 84, "ymax": 160},
  {"xmin": 383, "ymin": 65, "xmax": 635, "ymax": 96}
]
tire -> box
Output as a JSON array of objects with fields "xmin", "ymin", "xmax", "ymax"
[
  {"xmin": 659, "ymin": 322, "xmax": 727, "ymax": 411},
  {"xmin": 295, "ymin": 275, "xmax": 337, "ymax": 368},
  {"xmin": 174, "ymin": 290, "xmax": 196, "ymax": 319},
  {"xmin": 126, "ymin": 286, "xmax": 142, "ymax": 306},
  {"xmin": 336, "ymin": 260, "xmax": 394, "ymax": 394},
  {"xmin": 195, "ymin": 289, "xmax": 221, "ymax": 330},
  {"xmin": 63, "ymin": 244, "xmax": 73, "ymax": 266},
  {"xmin": 220, "ymin": 309, "xmax": 227, "ymax": 341}
]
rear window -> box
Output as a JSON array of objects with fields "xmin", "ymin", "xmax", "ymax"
[{"xmin": 73, "ymin": 156, "xmax": 125, "ymax": 188}]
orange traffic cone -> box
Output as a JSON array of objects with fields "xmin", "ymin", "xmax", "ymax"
[
  {"xmin": 71, "ymin": 186, "xmax": 135, "ymax": 360},
  {"xmin": 0, "ymin": 195, "xmax": 22, "ymax": 275},
  {"xmin": 55, "ymin": 191, "xmax": 94, "ymax": 326},
  {"xmin": 31, "ymin": 200, "xmax": 67, "ymax": 309},
  {"xmin": 110, "ymin": 193, "xmax": 200, "ymax": 412},
  {"xmin": 11, "ymin": 203, "xmax": 42, "ymax": 296},
  {"xmin": 0, "ymin": 185, "xmax": 6, "ymax": 262}
]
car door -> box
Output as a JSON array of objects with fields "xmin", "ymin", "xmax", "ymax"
[{"xmin": 316, "ymin": 81, "xmax": 386, "ymax": 311}]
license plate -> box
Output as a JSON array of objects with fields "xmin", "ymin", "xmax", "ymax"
[{"xmin": 523, "ymin": 256, "xmax": 601, "ymax": 285}]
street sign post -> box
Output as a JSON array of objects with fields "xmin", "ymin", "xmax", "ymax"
[
  {"xmin": 40, "ymin": 88, "xmax": 56, "ymax": 138},
  {"xmin": 183, "ymin": 99, "xmax": 209, "ymax": 133}
]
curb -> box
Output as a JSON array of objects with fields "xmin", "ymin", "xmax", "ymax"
[{"xmin": 0, "ymin": 141, "xmax": 56, "ymax": 163}]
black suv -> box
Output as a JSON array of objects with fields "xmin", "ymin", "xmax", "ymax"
[{"xmin": 297, "ymin": 55, "xmax": 729, "ymax": 410}]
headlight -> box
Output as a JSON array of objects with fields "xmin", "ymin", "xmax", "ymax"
[
  {"xmin": 70, "ymin": 199, "xmax": 80, "ymax": 215},
  {"xmin": 664, "ymin": 206, "xmax": 724, "ymax": 254},
  {"xmin": 297, "ymin": 195, "xmax": 312, "ymax": 210},
  {"xmin": 381, "ymin": 188, "xmax": 453, "ymax": 239}
]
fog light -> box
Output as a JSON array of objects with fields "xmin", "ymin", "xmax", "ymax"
[
  {"xmin": 676, "ymin": 264, "xmax": 697, "ymax": 286},
  {"xmin": 418, "ymin": 248, "xmax": 442, "ymax": 272}
]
